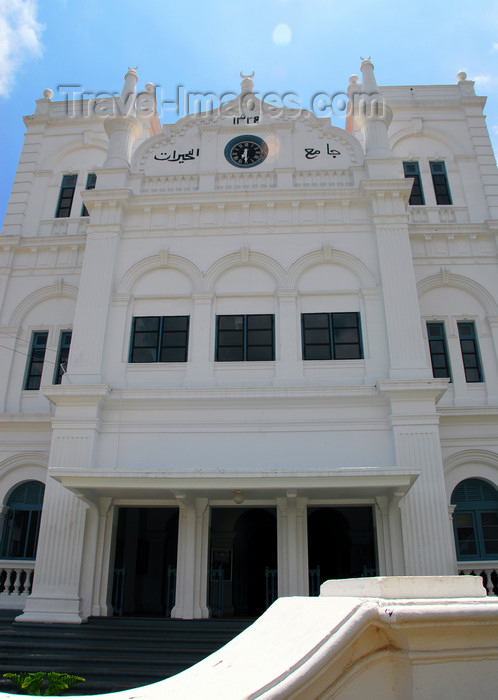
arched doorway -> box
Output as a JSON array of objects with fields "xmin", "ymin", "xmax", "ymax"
[
  {"xmin": 307, "ymin": 506, "xmax": 377, "ymax": 594},
  {"xmin": 451, "ymin": 478, "xmax": 498, "ymax": 561},
  {"xmin": 209, "ymin": 507, "xmax": 277, "ymax": 618},
  {"xmin": 112, "ymin": 507, "xmax": 179, "ymax": 616}
]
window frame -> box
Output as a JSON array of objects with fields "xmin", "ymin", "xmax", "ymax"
[
  {"xmin": 55, "ymin": 174, "xmax": 77, "ymax": 218},
  {"xmin": 81, "ymin": 173, "xmax": 97, "ymax": 217},
  {"xmin": 53, "ymin": 330, "xmax": 72, "ymax": 384},
  {"xmin": 457, "ymin": 321, "xmax": 484, "ymax": 383},
  {"xmin": 426, "ymin": 322, "xmax": 452, "ymax": 380},
  {"xmin": 1, "ymin": 481, "xmax": 45, "ymax": 560},
  {"xmin": 24, "ymin": 331, "xmax": 48, "ymax": 391},
  {"xmin": 129, "ymin": 316, "xmax": 190, "ymax": 363},
  {"xmin": 403, "ymin": 161, "xmax": 425, "ymax": 205},
  {"xmin": 452, "ymin": 479, "xmax": 498, "ymax": 561},
  {"xmin": 215, "ymin": 314, "xmax": 275, "ymax": 362},
  {"xmin": 301, "ymin": 312, "xmax": 363, "ymax": 361},
  {"xmin": 430, "ymin": 161, "xmax": 452, "ymax": 205}
]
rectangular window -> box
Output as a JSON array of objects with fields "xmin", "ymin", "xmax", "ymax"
[
  {"xmin": 216, "ymin": 314, "xmax": 274, "ymax": 361},
  {"xmin": 430, "ymin": 161, "xmax": 452, "ymax": 205},
  {"xmin": 457, "ymin": 322, "xmax": 483, "ymax": 382},
  {"xmin": 426, "ymin": 322, "xmax": 451, "ymax": 379},
  {"xmin": 130, "ymin": 316, "xmax": 189, "ymax": 363},
  {"xmin": 24, "ymin": 331, "xmax": 48, "ymax": 390},
  {"xmin": 403, "ymin": 161, "xmax": 425, "ymax": 205},
  {"xmin": 81, "ymin": 173, "xmax": 97, "ymax": 216},
  {"xmin": 53, "ymin": 331, "xmax": 72, "ymax": 384},
  {"xmin": 302, "ymin": 313, "xmax": 363, "ymax": 360},
  {"xmin": 55, "ymin": 174, "xmax": 77, "ymax": 218}
]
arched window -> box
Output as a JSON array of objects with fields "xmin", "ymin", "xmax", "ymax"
[
  {"xmin": 451, "ymin": 478, "xmax": 498, "ymax": 560},
  {"xmin": 1, "ymin": 481, "xmax": 45, "ymax": 559}
]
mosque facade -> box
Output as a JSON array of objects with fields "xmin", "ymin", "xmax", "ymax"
[{"xmin": 0, "ymin": 61, "xmax": 497, "ymax": 622}]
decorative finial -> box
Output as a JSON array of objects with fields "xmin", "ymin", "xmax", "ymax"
[
  {"xmin": 456, "ymin": 71, "xmax": 467, "ymax": 83},
  {"xmin": 43, "ymin": 88, "xmax": 53, "ymax": 100},
  {"xmin": 349, "ymin": 75, "xmax": 359, "ymax": 85},
  {"xmin": 360, "ymin": 56, "xmax": 371, "ymax": 62},
  {"xmin": 240, "ymin": 71, "xmax": 255, "ymax": 93}
]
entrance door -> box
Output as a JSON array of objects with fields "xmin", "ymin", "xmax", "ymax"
[
  {"xmin": 209, "ymin": 507, "xmax": 277, "ymax": 618},
  {"xmin": 307, "ymin": 506, "xmax": 377, "ymax": 594},
  {"xmin": 112, "ymin": 507, "xmax": 179, "ymax": 616}
]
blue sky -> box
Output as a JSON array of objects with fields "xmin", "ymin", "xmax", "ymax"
[{"xmin": 1, "ymin": 0, "xmax": 497, "ymax": 225}]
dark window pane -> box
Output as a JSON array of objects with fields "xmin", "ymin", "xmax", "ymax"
[
  {"xmin": 247, "ymin": 315, "xmax": 272, "ymax": 330},
  {"xmin": 247, "ymin": 346, "xmax": 273, "ymax": 361},
  {"xmin": 333, "ymin": 328, "xmax": 360, "ymax": 344},
  {"xmin": 24, "ymin": 332, "xmax": 48, "ymax": 390},
  {"xmin": 54, "ymin": 330, "xmax": 72, "ymax": 384},
  {"xmin": 303, "ymin": 314, "xmax": 329, "ymax": 329},
  {"xmin": 430, "ymin": 161, "xmax": 452, "ymax": 205},
  {"xmin": 305, "ymin": 329, "xmax": 330, "ymax": 344},
  {"xmin": 164, "ymin": 316, "xmax": 188, "ymax": 332},
  {"xmin": 455, "ymin": 512, "xmax": 478, "ymax": 556},
  {"xmin": 305, "ymin": 345, "xmax": 331, "ymax": 360},
  {"xmin": 481, "ymin": 512, "xmax": 498, "ymax": 555},
  {"xmin": 56, "ymin": 174, "xmax": 77, "ymax": 218},
  {"xmin": 217, "ymin": 346, "xmax": 244, "ymax": 361},
  {"xmin": 135, "ymin": 317, "xmax": 160, "ymax": 332},
  {"xmin": 427, "ymin": 322, "xmax": 451, "ymax": 380},
  {"xmin": 219, "ymin": 316, "xmax": 244, "ymax": 330},
  {"xmin": 334, "ymin": 344, "xmax": 362, "ymax": 359},
  {"xmin": 403, "ymin": 162, "xmax": 425, "ymax": 206}
]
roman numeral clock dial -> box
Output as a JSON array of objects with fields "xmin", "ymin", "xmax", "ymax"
[{"xmin": 225, "ymin": 135, "xmax": 268, "ymax": 168}]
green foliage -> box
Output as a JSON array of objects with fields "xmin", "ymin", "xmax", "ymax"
[{"xmin": 3, "ymin": 671, "xmax": 85, "ymax": 696}]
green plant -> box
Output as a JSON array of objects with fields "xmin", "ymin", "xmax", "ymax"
[{"xmin": 3, "ymin": 672, "xmax": 85, "ymax": 696}]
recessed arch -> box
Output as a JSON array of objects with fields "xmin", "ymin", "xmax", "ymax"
[
  {"xmin": 204, "ymin": 249, "xmax": 286, "ymax": 290},
  {"xmin": 444, "ymin": 449, "xmax": 498, "ymax": 500},
  {"xmin": 287, "ymin": 247, "xmax": 377, "ymax": 290},
  {"xmin": 390, "ymin": 125, "xmax": 461, "ymax": 157},
  {"xmin": 417, "ymin": 272, "xmax": 498, "ymax": 316},
  {"xmin": 9, "ymin": 282, "xmax": 78, "ymax": 327},
  {"xmin": 42, "ymin": 139, "xmax": 107, "ymax": 171},
  {"xmin": 0, "ymin": 453, "xmax": 49, "ymax": 482},
  {"xmin": 117, "ymin": 253, "xmax": 204, "ymax": 295}
]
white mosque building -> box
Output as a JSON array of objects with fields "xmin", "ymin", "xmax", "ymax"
[{"xmin": 0, "ymin": 60, "xmax": 497, "ymax": 623}]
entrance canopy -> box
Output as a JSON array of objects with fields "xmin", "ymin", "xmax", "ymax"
[{"xmin": 50, "ymin": 467, "xmax": 419, "ymax": 504}]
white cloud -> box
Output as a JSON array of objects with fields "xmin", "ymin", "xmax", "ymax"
[
  {"xmin": 0, "ymin": 0, "xmax": 44, "ymax": 97},
  {"xmin": 470, "ymin": 74, "xmax": 498, "ymax": 91}
]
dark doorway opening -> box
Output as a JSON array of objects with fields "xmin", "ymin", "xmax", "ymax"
[
  {"xmin": 112, "ymin": 507, "xmax": 179, "ymax": 616},
  {"xmin": 209, "ymin": 507, "xmax": 277, "ymax": 618},
  {"xmin": 307, "ymin": 506, "xmax": 377, "ymax": 594}
]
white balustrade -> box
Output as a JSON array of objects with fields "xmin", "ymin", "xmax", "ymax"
[
  {"xmin": 458, "ymin": 562, "xmax": 498, "ymax": 596},
  {"xmin": 0, "ymin": 560, "xmax": 35, "ymax": 608}
]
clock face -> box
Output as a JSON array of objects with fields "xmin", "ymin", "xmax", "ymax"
[{"xmin": 225, "ymin": 135, "xmax": 268, "ymax": 168}]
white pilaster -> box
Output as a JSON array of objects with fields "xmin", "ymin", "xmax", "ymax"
[
  {"xmin": 379, "ymin": 381, "xmax": 455, "ymax": 576},
  {"xmin": 373, "ymin": 217, "xmax": 432, "ymax": 379},
  {"xmin": 185, "ymin": 293, "xmax": 215, "ymax": 385},
  {"xmin": 274, "ymin": 290, "xmax": 303, "ymax": 384}
]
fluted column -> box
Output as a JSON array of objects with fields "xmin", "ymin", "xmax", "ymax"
[
  {"xmin": 277, "ymin": 494, "xmax": 308, "ymax": 596},
  {"xmin": 171, "ymin": 496, "xmax": 209, "ymax": 619},
  {"xmin": 16, "ymin": 477, "xmax": 88, "ymax": 623}
]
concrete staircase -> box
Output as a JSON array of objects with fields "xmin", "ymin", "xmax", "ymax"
[{"xmin": 0, "ymin": 611, "xmax": 252, "ymax": 695}]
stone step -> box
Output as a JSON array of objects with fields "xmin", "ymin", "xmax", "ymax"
[{"xmin": 0, "ymin": 616, "xmax": 253, "ymax": 695}]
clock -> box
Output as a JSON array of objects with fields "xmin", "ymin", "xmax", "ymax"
[{"xmin": 225, "ymin": 135, "xmax": 268, "ymax": 168}]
